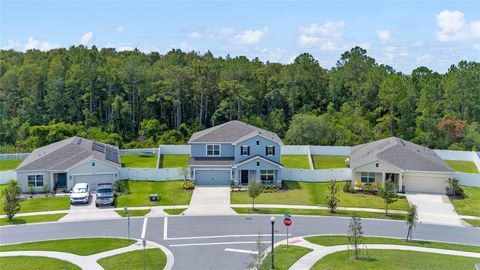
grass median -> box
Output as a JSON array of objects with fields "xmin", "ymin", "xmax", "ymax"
[
  {"xmin": 164, "ymin": 208, "xmax": 186, "ymax": 215},
  {"xmin": 261, "ymin": 245, "xmax": 312, "ymax": 270},
  {"xmin": 97, "ymin": 248, "xmax": 166, "ymax": 270},
  {"xmin": 115, "ymin": 209, "xmax": 150, "ymax": 217},
  {"xmin": 0, "ymin": 256, "xmax": 80, "ymax": 270},
  {"xmin": 0, "ymin": 213, "xmax": 66, "ymax": 226}
]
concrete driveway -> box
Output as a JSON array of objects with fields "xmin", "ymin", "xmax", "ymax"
[
  {"xmin": 406, "ymin": 193, "xmax": 465, "ymax": 227},
  {"xmin": 183, "ymin": 186, "xmax": 236, "ymax": 216},
  {"xmin": 60, "ymin": 194, "xmax": 120, "ymax": 221}
]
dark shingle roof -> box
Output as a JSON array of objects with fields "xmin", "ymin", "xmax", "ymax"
[
  {"xmin": 350, "ymin": 137, "xmax": 453, "ymax": 172},
  {"xmin": 16, "ymin": 137, "xmax": 120, "ymax": 171},
  {"xmin": 189, "ymin": 157, "xmax": 235, "ymax": 166},
  {"xmin": 188, "ymin": 120, "xmax": 283, "ymax": 145}
]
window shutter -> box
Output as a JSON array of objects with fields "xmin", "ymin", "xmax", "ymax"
[
  {"xmin": 272, "ymin": 146, "xmax": 275, "ymax": 155},
  {"xmin": 247, "ymin": 146, "xmax": 250, "ymax": 155},
  {"xmin": 265, "ymin": 147, "xmax": 268, "ymax": 155}
]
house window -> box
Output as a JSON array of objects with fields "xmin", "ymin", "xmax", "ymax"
[
  {"xmin": 257, "ymin": 162, "xmax": 260, "ymax": 166},
  {"xmin": 260, "ymin": 170, "xmax": 275, "ymax": 182},
  {"xmin": 241, "ymin": 146, "xmax": 250, "ymax": 156},
  {"xmin": 28, "ymin": 174, "xmax": 44, "ymax": 187},
  {"xmin": 256, "ymin": 140, "xmax": 260, "ymax": 145},
  {"xmin": 361, "ymin": 172, "xmax": 375, "ymax": 183},
  {"xmin": 266, "ymin": 146, "xmax": 275, "ymax": 156},
  {"xmin": 375, "ymin": 163, "xmax": 379, "ymax": 167},
  {"xmin": 92, "ymin": 162, "xmax": 95, "ymax": 167},
  {"xmin": 206, "ymin": 144, "xmax": 220, "ymax": 156}
]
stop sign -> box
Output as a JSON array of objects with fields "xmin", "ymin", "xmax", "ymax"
[{"xmin": 283, "ymin": 217, "xmax": 292, "ymax": 227}]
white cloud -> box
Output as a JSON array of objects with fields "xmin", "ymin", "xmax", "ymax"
[
  {"xmin": 233, "ymin": 27, "xmax": 268, "ymax": 45},
  {"xmin": 376, "ymin": 30, "xmax": 390, "ymax": 44},
  {"xmin": 473, "ymin": 44, "xmax": 480, "ymax": 52},
  {"xmin": 298, "ymin": 21, "xmax": 345, "ymax": 51},
  {"xmin": 416, "ymin": 54, "xmax": 432, "ymax": 64},
  {"xmin": 188, "ymin": 27, "xmax": 234, "ymax": 40},
  {"xmin": 170, "ymin": 42, "xmax": 196, "ymax": 51},
  {"xmin": 118, "ymin": 43, "xmax": 135, "ymax": 51},
  {"xmin": 25, "ymin": 37, "xmax": 59, "ymax": 51},
  {"xmin": 382, "ymin": 45, "xmax": 408, "ymax": 61},
  {"xmin": 1, "ymin": 39, "xmax": 22, "ymax": 50},
  {"xmin": 80, "ymin": 32, "xmax": 93, "ymax": 44},
  {"xmin": 436, "ymin": 10, "xmax": 480, "ymax": 42},
  {"xmin": 260, "ymin": 48, "xmax": 287, "ymax": 62},
  {"xmin": 116, "ymin": 26, "xmax": 124, "ymax": 32}
]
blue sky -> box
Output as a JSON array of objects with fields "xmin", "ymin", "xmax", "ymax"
[{"xmin": 1, "ymin": 0, "xmax": 479, "ymax": 73}]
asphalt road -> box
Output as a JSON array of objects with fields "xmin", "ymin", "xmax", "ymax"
[{"xmin": 1, "ymin": 215, "xmax": 479, "ymax": 270}]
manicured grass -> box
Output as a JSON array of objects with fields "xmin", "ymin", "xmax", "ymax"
[
  {"xmin": 97, "ymin": 248, "xmax": 167, "ymax": 270},
  {"xmin": 164, "ymin": 208, "xmax": 186, "ymax": 215},
  {"xmin": 0, "ymin": 256, "xmax": 80, "ymax": 270},
  {"xmin": 115, "ymin": 180, "xmax": 192, "ymax": 207},
  {"xmin": 159, "ymin": 154, "xmax": 189, "ymax": 168},
  {"xmin": 0, "ymin": 214, "xmax": 66, "ymax": 226},
  {"xmin": 304, "ymin": 235, "xmax": 480, "ymax": 253},
  {"xmin": 450, "ymin": 186, "xmax": 480, "ymax": 216},
  {"xmin": 261, "ymin": 245, "xmax": 312, "ymax": 270},
  {"xmin": 311, "ymin": 249, "xmax": 479, "ymax": 270},
  {"xmin": 281, "ymin": 155, "xmax": 310, "ymax": 169},
  {"xmin": 233, "ymin": 208, "xmax": 406, "ymax": 220},
  {"xmin": 464, "ymin": 219, "xmax": 480, "ymax": 227},
  {"xmin": 0, "ymin": 238, "xmax": 136, "ymax": 256},
  {"xmin": 312, "ymin": 155, "xmax": 348, "ymax": 169},
  {"xmin": 0, "ymin": 196, "xmax": 70, "ymax": 214},
  {"xmin": 444, "ymin": 160, "xmax": 479, "ymax": 173},
  {"xmin": 115, "ymin": 209, "xmax": 150, "ymax": 217},
  {"xmin": 0, "ymin": 159, "xmax": 23, "ymax": 171},
  {"xmin": 121, "ymin": 155, "xmax": 157, "ymax": 168},
  {"xmin": 231, "ymin": 181, "xmax": 409, "ymax": 210}
]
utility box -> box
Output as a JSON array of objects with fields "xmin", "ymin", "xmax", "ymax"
[{"xmin": 149, "ymin": 193, "xmax": 160, "ymax": 201}]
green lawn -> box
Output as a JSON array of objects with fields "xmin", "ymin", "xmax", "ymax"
[
  {"xmin": 444, "ymin": 160, "xmax": 479, "ymax": 173},
  {"xmin": 115, "ymin": 180, "xmax": 192, "ymax": 207},
  {"xmin": 164, "ymin": 208, "xmax": 187, "ymax": 215},
  {"xmin": 311, "ymin": 250, "xmax": 479, "ymax": 270},
  {"xmin": 304, "ymin": 235, "xmax": 480, "ymax": 253},
  {"xmin": 0, "ymin": 159, "xmax": 23, "ymax": 171},
  {"xmin": 464, "ymin": 219, "xmax": 480, "ymax": 227},
  {"xmin": 0, "ymin": 238, "xmax": 136, "ymax": 256},
  {"xmin": 97, "ymin": 248, "xmax": 167, "ymax": 270},
  {"xmin": 0, "ymin": 214, "xmax": 66, "ymax": 226},
  {"xmin": 450, "ymin": 186, "xmax": 480, "ymax": 216},
  {"xmin": 281, "ymin": 155, "xmax": 310, "ymax": 169},
  {"xmin": 0, "ymin": 196, "xmax": 70, "ymax": 214},
  {"xmin": 231, "ymin": 181, "xmax": 409, "ymax": 210},
  {"xmin": 312, "ymin": 155, "xmax": 349, "ymax": 169},
  {"xmin": 159, "ymin": 154, "xmax": 189, "ymax": 168},
  {"xmin": 233, "ymin": 208, "xmax": 406, "ymax": 220},
  {"xmin": 0, "ymin": 256, "xmax": 80, "ymax": 270},
  {"xmin": 261, "ymin": 245, "xmax": 312, "ymax": 270},
  {"xmin": 121, "ymin": 155, "xmax": 157, "ymax": 168},
  {"xmin": 115, "ymin": 209, "xmax": 150, "ymax": 217}
]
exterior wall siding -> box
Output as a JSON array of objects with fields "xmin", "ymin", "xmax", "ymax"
[
  {"xmin": 67, "ymin": 159, "xmax": 119, "ymax": 190},
  {"xmin": 190, "ymin": 143, "xmax": 234, "ymax": 158},
  {"xmin": 16, "ymin": 171, "xmax": 52, "ymax": 192},
  {"xmin": 234, "ymin": 135, "xmax": 281, "ymax": 163}
]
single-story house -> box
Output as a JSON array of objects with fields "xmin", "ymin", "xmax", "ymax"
[
  {"xmin": 188, "ymin": 120, "xmax": 283, "ymax": 185},
  {"xmin": 350, "ymin": 137, "xmax": 454, "ymax": 194},
  {"xmin": 16, "ymin": 137, "xmax": 121, "ymax": 192}
]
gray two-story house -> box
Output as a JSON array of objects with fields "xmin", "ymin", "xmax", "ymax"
[{"xmin": 188, "ymin": 121, "xmax": 284, "ymax": 185}]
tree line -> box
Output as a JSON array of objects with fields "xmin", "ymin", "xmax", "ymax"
[{"xmin": 0, "ymin": 46, "xmax": 479, "ymax": 152}]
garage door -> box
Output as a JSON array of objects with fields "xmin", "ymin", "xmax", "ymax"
[
  {"xmin": 195, "ymin": 170, "xmax": 230, "ymax": 186},
  {"xmin": 404, "ymin": 175, "xmax": 447, "ymax": 194},
  {"xmin": 72, "ymin": 174, "xmax": 114, "ymax": 190}
]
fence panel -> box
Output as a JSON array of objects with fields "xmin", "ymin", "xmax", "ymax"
[
  {"xmin": 119, "ymin": 148, "xmax": 159, "ymax": 156},
  {"xmin": 281, "ymin": 168, "xmax": 352, "ymax": 182},
  {"xmin": 455, "ymin": 172, "xmax": 480, "ymax": 187},
  {"xmin": 309, "ymin": 146, "xmax": 352, "ymax": 156},
  {"xmin": 119, "ymin": 168, "xmax": 183, "ymax": 181},
  {"xmin": 0, "ymin": 170, "xmax": 17, "ymax": 184},
  {"xmin": 0, "ymin": 153, "xmax": 30, "ymax": 160},
  {"xmin": 281, "ymin": 145, "xmax": 309, "ymax": 155},
  {"xmin": 433, "ymin": 149, "xmax": 474, "ymax": 161},
  {"xmin": 159, "ymin": 145, "xmax": 191, "ymax": 155},
  {"xmin": 471, "ymin": 152, "xmax": 480, "ymax": 172}
]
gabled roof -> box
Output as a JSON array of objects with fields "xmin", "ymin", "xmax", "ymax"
[
  {"xmin": 350, "ymin": 137, "xmax": 453, "ymax": 172},
  {"xmin": 16, "ymin": 137, "xmax": 121, "ymax": 171},
  {"xmin": 188, "ymin": 120, "xmax": 283, "ymax": 145}
]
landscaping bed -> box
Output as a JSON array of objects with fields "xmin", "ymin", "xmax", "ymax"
[
  {"xmin": 121, "ymin": 155, "xmax": 157, "ymax": 168},
  {"xmin": 0, "ymin": 256, "xmax": 80, "ymax": 270},
  {"xmin": 115, "ymin": 180, "xmax": 192, "ymax": 207},
  {"xmin": 159, "ymin": 154, "xmax": 189, "ymax": 168},
  {"xmin": 233, "ymin": 208, "xmax": 406, "ymax": 220},
  {"xmin": 0, "ymin": 213, "xmax": 66, "ymax": 226},
  {"xmin": 281, "ymin": 155, "xmax": 310, "ymax": 169},
  {"xmin": 0, "ymin": 159, "xmax": 23, "ymax": 171},
  {"xmin": 444, "ymin": 160, "xmax": 479, "ymax": 173},
  {"xmin": 97, "ymin": 248, "xmax": 167, "ymax": 270},
  {"xmin": 312, "ymin": 155, "xmax": 348, "ymax": 169},
  {"xmin": 450, "ymin": 186, "xmax": 480, "ymax": 216}
]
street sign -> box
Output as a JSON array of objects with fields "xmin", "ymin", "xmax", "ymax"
[
  {"xmin": 283, "ymin": 217, "xmax": 292, "ymax": 227},
  {"xmin": 284, "ymin": 213, "xmax": 291, "ymax": 218}
]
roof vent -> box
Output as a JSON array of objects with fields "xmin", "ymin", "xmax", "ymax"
[{"xmin": 77, "ymin": 138, "xmax": 82, "ymax": 145}]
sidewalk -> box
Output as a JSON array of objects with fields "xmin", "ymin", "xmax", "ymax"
[{"xmin": 231, "ymin": 204, "xmax": 408, "ymax": 214}]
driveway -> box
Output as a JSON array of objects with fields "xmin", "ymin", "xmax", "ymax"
[
  {"xmin": 406, "ymin": 193, "xmax": 465, "ymax": 227},
  {"xmin": 183, "ymin": 186, "xmax": 236, "ymax": 216},
  {"xmin": 60, "ymin": 194, "xmax": 120, "ymax": 221}
]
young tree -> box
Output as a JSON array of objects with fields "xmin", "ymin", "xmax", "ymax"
[
  {"xmin": 247, "ymin": 181, "xmax": 262, "ymax": 210},
  {"xmin": 405, "ymin": 205, "xmax": 418, "ymax": 242},
  {"xmin": 247, "ymin": 233, "xmax": 267, "ymax": 270},
  {"xmin": 348, "ymin": 215, "xmax": 363, "ymax": 260},
  {"xmin": 326, "ymin": 180, "xmax": 340, "ymax": 213},
  {"xmin": 378, "ymin": 181, "xmax": 397, "ymax": 216},
  {"xmin": 1, "ymin": 180, "xmax": 22, "ymax": 221},
  {"xmin": 447, "ymin": 177, "xmax": 461, "ymax": 197},
  {"xmin": 179, "ymin": 167, "xmax": 190, "ymax": 182}
]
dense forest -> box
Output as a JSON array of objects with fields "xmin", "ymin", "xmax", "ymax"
[{"xmin": 0, "ymin": 46, "xmax": 479, "ymax": 153}]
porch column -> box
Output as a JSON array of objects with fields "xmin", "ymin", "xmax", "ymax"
[
  {"xmin": 398, "ymin": 172, "xmax": 403, "ymax": 192},
  {"xmin": 381, "ymin": 172, "xmax": 385, "ymax": 188}
]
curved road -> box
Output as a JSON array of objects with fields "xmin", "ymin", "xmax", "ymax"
[{"xmin": 1, "ymin": 215, "xmax": 479, "ymax": 270}]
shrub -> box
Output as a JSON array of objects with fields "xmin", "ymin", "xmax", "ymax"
[
  {"xmin": 2, "ymin": 180, "xmax": 21, "ymax": 220},
  {"xmin": 371, "ymin": 182, "xmax": 378, "ymax": 192},
  {"xmin": 354, "ymin": 180, "xmax": 362, "ymax": 189},
  {"xmin": 182, "ymin": 180, "xmax": 195, "ymax": 190},
  {"xmin": 42, "ymin": 183, "xmax": 49, "ymax": 194},
  {"xmin": 114, "ymin": 181, "xmax": 130, "ymax": 194},
  {"xmin": 363, "ymin": 184, "xmax": 373, "ymax": 193},
  {"xmin": 343, "ymin": 181, "xmax": 351, "ymax": 192}
]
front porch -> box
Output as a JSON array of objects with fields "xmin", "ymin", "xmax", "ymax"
[
  {"xmin": 353, "ymin": 171, "xmax": 404, "ymax": 192},
  {"xmin": 236, "ymin": 169, "xmax": 279, "ymax": 185}
]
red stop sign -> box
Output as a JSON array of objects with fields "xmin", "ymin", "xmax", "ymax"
[{"xmin": 283, "ymin": 217, "xmax": 292, "ymax": 227}]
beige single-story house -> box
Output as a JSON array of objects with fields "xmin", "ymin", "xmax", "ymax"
[
  {"xmin": 349, "ymin": 137, "xmax": 454, "ymax": 194},
  {"xmin": 15, "ymin": 137, "xmax": 121, "ymax": 192}
]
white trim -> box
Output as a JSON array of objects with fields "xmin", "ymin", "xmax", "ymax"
[
  {"xmin": 192, "ymin": 168, "xmax": 232, "ymax": 182},
  {"xmin": 206, "ymin": 144, "xmax": 221, "ymax": 157},
  {"xmin": 189, "ymin": 164, "xmax": 233, "ymax": 167},
  {"xmin": 232, "ymin": 132, "xmax": 284, "ymax": 146},
  {"xmin": 27, "ymin": 173, "xmax": 45, "ymax": 188},
  {"xmin": 70, "ymin": 172, "xmax": 116, "ymax": 177},
  {"xmin": 233, "ymin": 155, "xmax": 283, "ymax": 168},
  {"xmin": 66, "ymin": 157, "xmax": 120, "ymax": 172}
]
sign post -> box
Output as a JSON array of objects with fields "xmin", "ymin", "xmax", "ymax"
[{"xmin": 283, "ymin": 213, "xmax": 292, "ymax": 247}]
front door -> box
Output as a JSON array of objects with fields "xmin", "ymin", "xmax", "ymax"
[
  {"xmin": 56, "ymin": 173, "xmax": 67, "ymax": 188},
  {"xmin": 241, "ymin": 170, "xmax": 249, "ymax": 185}
]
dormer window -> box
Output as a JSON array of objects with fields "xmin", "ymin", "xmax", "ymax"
[
  {"xmin": 256, "ymin": 140, "xmax": 260, "ymax": 145},
  {"xmin": 266, "ymin": 146, "xmax": 275, "ymax": 156},
  {"xmin": 241, "ymin": 146, "xmax": 250, "ymax": 156},
  {"xmin": 206, "ymin": 144, "xmax": 220, "ymax": 156}
]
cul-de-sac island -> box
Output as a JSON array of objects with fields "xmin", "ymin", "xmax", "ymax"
[{"xmin": 0, "ymin": 1, "xmax": 479, "ymax": 270}]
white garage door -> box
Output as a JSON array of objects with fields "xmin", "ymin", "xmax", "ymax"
[
  {"xmin": 195, "ymin": 170, "xmax": 230, "ymax": 185},
  {"xmin": 73, "ymin": 174, "xmax": 114, "ymax": 190},
  {"xmin": 404, "ymin": 175, "xmax": 447, "ymax": 194}
]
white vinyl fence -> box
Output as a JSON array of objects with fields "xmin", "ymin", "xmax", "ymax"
[
  {"xmin": 309, "ymin": 146, "xmax": 352, "ymax": 156},
  {"xmin": 159, "ymin": 145, "xmax": 191, "ymax": 155},
  {"xmin": 281, "ymin": 145, "xmax": 310, "ymax": 155},
  {"xmin": 119, "ymin": 168, "xmax": 183, "ymax": 181},
  {"xmin": 0, "ymin": 153, "xmax": 30, "ymax": 160},
  {"xmin": 455, "ymin": 172, "xmax": 480, "ymax": 188},
  {"xmin": 0, "ymin": 170, "xmax": 16, "ymax": 184},
  {"xmin": 119, "ymin": 148, "xmax": 158, "ymax": 156},
  {"xmin": 281, "ymin": 168, "xmax": 352, "ymax": 182}
]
